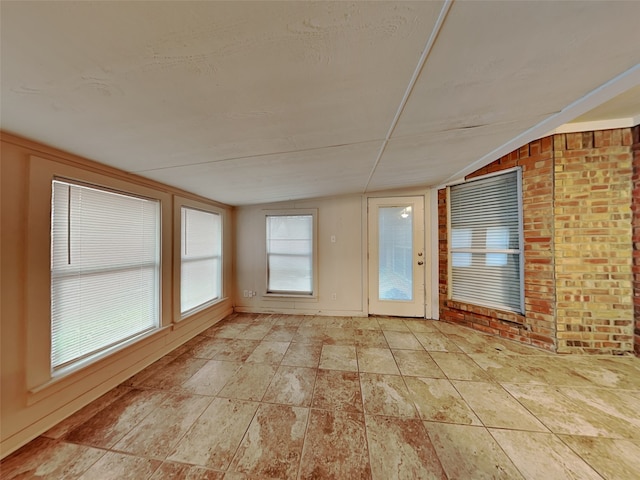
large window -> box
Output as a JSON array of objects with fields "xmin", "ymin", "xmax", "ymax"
[
  {"xmin": 266, "ymin": 213, "xmax": 314, "ymax": 295},
  {"xmin": 50, "ymin": 180, "xmax": 160, "ymax": 371},
  {"xmin": 448, "ymin": 169, "xmax": 523, "ymax": 313},
  {"xmin": 180, "ymin": 206, "xmax": 222, "ymax": 314}
]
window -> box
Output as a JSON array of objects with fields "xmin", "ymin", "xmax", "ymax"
[
  {"xmin": 266, "ymin": 213, "xmax": 314, "ymax": 295},
  {"xmin": 180, "ymin": 206, "xmax": 222, "ymax": 315},
  {"xmin": 485, "ymin": 226, "xmax": 510, "ymax": 266},
  {"xmin": 451, "ymin": 227, "xmax": 472, "ymax": 267},
  {"xmin": 50, "ymin": 180, "xmax": 160, "ymax": 371},
  {"xmin": 448, "ymin": 169, "xmax": 523, "ymax": 313},
  {"xmin": 378, "ymin": 206, "xmax": 413, "ymax": 300}
]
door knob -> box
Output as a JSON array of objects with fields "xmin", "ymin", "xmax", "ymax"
[{"xmin": 417, "ymin": 261, "xmax": 424, "ymax": 266}]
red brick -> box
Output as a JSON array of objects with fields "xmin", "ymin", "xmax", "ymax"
[{"xmin": 439, "ymin": 126, "xmax": 637, "ymax": 356}]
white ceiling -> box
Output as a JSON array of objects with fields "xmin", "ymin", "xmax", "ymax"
[{"xmin": 2, "ymin": 1, "xmax": 640, "ymax": 206}]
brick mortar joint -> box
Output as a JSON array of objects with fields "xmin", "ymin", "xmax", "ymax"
[
  {"xmin": 440, "ymin": 149, "xmax": 559, "ymax": 350},
  {"xmin": 438, "ymin": 132, "xmax": 640, "ymax": 353}
]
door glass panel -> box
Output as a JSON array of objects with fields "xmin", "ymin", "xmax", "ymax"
[{"xmin": 378, "ymin": 206, "xmax": 413, "ymax": 301}]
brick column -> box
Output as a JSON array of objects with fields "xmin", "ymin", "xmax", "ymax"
[
  {"xmin": 439, "ymin": 127, "xmax": 637, "ymax": 355},
  {"xmin": 554, "ymin": 129, "xmax": 634, "ymax": 354}
]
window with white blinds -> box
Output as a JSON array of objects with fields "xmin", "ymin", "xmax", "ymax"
[
  {"xmin": 181, "ymin": 207, "xmax": 222, "ymax": 314},
  {"xmin": 50, "ymin": 180, "xmax": 160, "ymax": 371},
  {"xmin": 448, "ymin": 169, "xmax": 524, "ymax": 313},
  {"xmin": 266, "ymin": 214, "xmax": 314, "ymax": 295}
]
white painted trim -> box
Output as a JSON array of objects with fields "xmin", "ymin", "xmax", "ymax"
[
  {"xmin": 29, "ymin": 326, "xmax": 172, "ymax": 395},
  {"xmin": 234, "ymin": 306, "xmax": 368, "ymax": 317},
  {"xmin": 447, "ymin": 169, "xmax": 525, "ymax": 314},
  {"xmin": 366, "ymin": 195, "xmax": 426, "ymax": 318},
  {"xmin": 262, "ymin": 208, "xmax": 318, "ymax": 299},
  {"xmin": 548, "ymin": 116, "xmax": 640, "ymax": 135},
  {"xmin": 445, "ymin": 166, "xmax": 521, "ymax": 188},
  {"xmin": 360, "ymin": 195, "xmax": 369, "ymax": 316},
  {"xmin": 443, "ymin": 62, "xmax": 640, "ymax": 184},
  {"xmin": 174, "ymin": 197, "xmax": 227, "ymax": 322},
  {"xmin": 423, "ymin": 190, "xmax": 432, "ymax": 319},
  {"xmin": 362, "ymin": 187, "xmax": 431, "ymax": 318},
  {"xmin": 429, "ymin": 188, "xmax": 440, "ymax": 320}
]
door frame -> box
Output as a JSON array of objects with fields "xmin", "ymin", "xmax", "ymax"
[{"xmin": 365, "ymin": 194, "xmax": 429, "ymax": 318}]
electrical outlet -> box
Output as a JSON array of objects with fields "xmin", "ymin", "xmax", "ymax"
[
  {"xmin": 331, "ymin": 292, "xmax": 337, "ymax": 300},
  {"xmin": 243, "ymin": 290, "xmax": 249, "ymax": 298}
]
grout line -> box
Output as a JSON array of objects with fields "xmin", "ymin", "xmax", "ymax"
[
  {"xmin": 224, "ymin": 401, "xmax": 261, "ymax": 476},
  {"xmin": 11, "ymin": 312, "xmax": 633, "ymax": 476},
  {"xmin": 484, "ymin": 426, "xmax": 529, "ymax": 480},
  {"xmin": 295, "ymin": 365, "xmax": 320, "ymax": 480},
  {"xmin": 554, "ymin": 432, "xmax": 610, "ymax": 480}
]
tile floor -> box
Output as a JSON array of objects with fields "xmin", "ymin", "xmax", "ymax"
[{"xmin": 2, "ymin": 313, "xmax": 640, "ymax": 479}]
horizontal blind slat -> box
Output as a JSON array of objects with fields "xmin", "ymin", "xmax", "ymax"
[
  {"xmin": 266, "ymin": 215, "xmax": 313, "ymax": 293},
  {"xmin": 449, "ymin": 171, "xmax": 522, "ymax": 313},
  {"xmin": 181, "ymin": 207, "xmax": 222, "ymax": 314},
  {"xmin": 51, "ymin": 180, "xmax": 160, "ymax": 370}
]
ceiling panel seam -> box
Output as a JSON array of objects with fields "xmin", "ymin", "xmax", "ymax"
[
  {"xmin": 132, "ymin": 138, "xmax": 383, "ymax": 173},
  {"xmin": 363, "ymin": 0, "xmax": 454, "ymax": 193}
]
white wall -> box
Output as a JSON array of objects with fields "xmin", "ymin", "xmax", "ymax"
[
  {"xmin": 1, "ymin": 135, "xmax": 233, "ymax": 458},
  {"xmin": 235, "ymin": 190, "xmax": 435, "ymax": 318},
  {"xmin": 235, "ymin": 195, "xmax": 366, "ymax": 316},
  {"xmin": 1, "ymin": 133, "xmax": 436, "ymax": 458}
]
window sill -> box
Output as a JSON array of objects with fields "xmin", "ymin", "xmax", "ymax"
[
  {"xmin": 173, "ymin": 297, "xmax": 231, "ymax": 330},
  {"xmin": 263, "ymin": 293, "xmax": 318, "ymax": 301},
  {"xmin": 446, "ymin": 299, "xmax": 526, "ymax": 325},
  {"xmin": 28, "ymin": 325, "xmax": 170, "ymax": 404},
  {"xmin": 179, "ymin": 296, "xmax": 227, "ymax": 321}
]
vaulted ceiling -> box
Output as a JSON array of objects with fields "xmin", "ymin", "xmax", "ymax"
[{"xmin": 2, "ymin": 1, "xmax": 640, "ymax": 206}]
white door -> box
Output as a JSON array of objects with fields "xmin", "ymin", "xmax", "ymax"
[{"xmin": 368, "ymin": 196, "xmax": 425, "ymax": 317}]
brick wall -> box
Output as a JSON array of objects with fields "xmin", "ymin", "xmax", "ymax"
[
  {"xmin": 438, "ymin": 127, "xmax": 637, "ymax": 355},
  {"xmin": 439, "ymin": 137, "xmax": 557, "ymax": 352},
  {"xmin": 632, "ymin": 125, "xmax": 640, "ymax": 356},
  {"xmin": 554, "ymin": 129, "xmax": 634, "ymax": 354}
]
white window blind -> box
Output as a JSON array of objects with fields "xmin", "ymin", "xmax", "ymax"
[
  {"xmin": 51, "ymin": 180, "xmax": 160, "ymax": 371},
  {"xmin": 266, "ymin": 215, "xmax": 313, "ymax": 294},
  {"xmin": 449, "ymin": 170, "xmax": 523, "ymax": 313},
  {"xmin": 181, "ymin": 207, "xmax": 222, "ymax": 314}
]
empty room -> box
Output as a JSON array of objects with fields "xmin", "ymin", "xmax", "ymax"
[{"xmin": 1, "ymin": 1, "xmax": 640, "ymax": 479}]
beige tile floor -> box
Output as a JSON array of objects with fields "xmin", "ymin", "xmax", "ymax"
[{"xmin": 3, "ymin": 313, "xmax": 640, "ymax": 479}]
